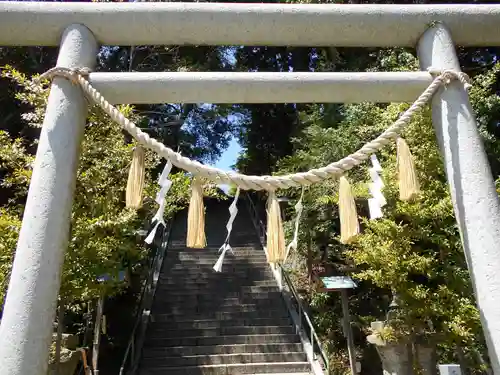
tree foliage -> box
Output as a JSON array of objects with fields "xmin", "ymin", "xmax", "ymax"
[
  {"xmin": 272, "ymin": 50, "xmax": 500, "ymax": 371},
  {"xmin": 0, "ymin": 66, "xmax": 202, "ymax": 312}
]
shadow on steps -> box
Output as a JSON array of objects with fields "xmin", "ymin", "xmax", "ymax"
[{"xmin": 138, "ymin": 197, "xmax": 311, "ymax": 375}]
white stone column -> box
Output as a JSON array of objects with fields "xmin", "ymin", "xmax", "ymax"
[
  {"xmin": 418, "ymin": 23, "xmax": 500, "ymax": 374},
  {"xmin": 0, "ymin": 24, "xmax": 98, "ymax": 375}
]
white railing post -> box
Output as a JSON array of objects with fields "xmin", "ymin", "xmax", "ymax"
[
  {"xmin": 0, "ymin": 24, "xmax": 98, "ymax": 375},
  {"xmin": 418, "ymin": 23, "xmax": 500, "ymax": 375}
]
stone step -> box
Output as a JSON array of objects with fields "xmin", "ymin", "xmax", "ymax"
[
  {"xmin": 140, "ymin": 352, "xmax": 307, "ymax": 367},
  {"xmin": 147, "ymin": 326, "xmax": 296, "ymax": 338},
  {"xmin": 151, "ymin": 309, "xmax": 290, "ymax": 323},
  {"xmin": 166, "ymin": 248, "xmax": 266, "ymax": 256},
  {"xmin": 140, "ymin": 204, "xmax": 309, "ymax": 375},
  {"xmin": 157, "ymin": 278, "xmax": 276, "ymax": 286},
  {"xmin": 155, "ymin": 296, "xmax": 282, "ymax": 307},
  {"xmin": 165, "ymin": 269, "xmax": 273, "ymax": 277},
  {"xmin": 158, "ymin": 286, "xmax": 279, "ymax": 296},
  {"xmin": 156, "ymin": 290, "xmax": 282, "ymax": 305},
  {"xmin": 158, "ymin": 273, "xmax": 273, "ymax": 281},
  {"xmin": 165, "ymin": 250, "xmax": 266, "ymax": 257},
  {"xmin": 163, "ymin": 262, "xmax": 269, "ymax": 270},
  {"xmin": 168, "ymin": 242, "xmax": 263, "ymax": 248},
  {"xmin": 164, "ymin": 262, "xmax": 271, "ymax": 271},
  {"xmin": 150, "ymin": 317, "xmax": 292, "ymax": 330},
  {"xmin": 153, "ymin": 302, "xmax": 287, "ymax": 315},
  {"xmin": 166, "ymin": 255, "xmax": 263, "ymax": 260},
  {"xmin": 139, "ymin": 361, "xmax": 311, "ymax": 374},
  {"xmin": 142, "ymin": 343, "xmax": 304, "ymax": 357},
  {"xmin": 144, "ymin": 334, "xmax": 301, "ymax": 348}
]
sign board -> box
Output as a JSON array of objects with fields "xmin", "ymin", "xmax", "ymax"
[
  {"xmin": 438, "ymin": 365, "xmax": 462, "ymax": 375},
  {"xmin": 97, "ymin": 270, "xmax": 127, "ymax": 283},
  {"xmin": 318, "ymin": 276, "xmax": 357, "ymax": 292}
]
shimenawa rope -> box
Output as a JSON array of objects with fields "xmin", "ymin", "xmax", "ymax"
[{"xmin": 37, "ymin": 67, "xmax": 471, "ymax": 191}]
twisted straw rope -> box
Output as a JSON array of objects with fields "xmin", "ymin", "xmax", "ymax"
[{"xmin": 37, "ymin": 67, "xmax": 471, "ymax": 191}]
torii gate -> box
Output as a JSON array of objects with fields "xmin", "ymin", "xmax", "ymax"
[{"xmin": 1, "ymin": 3, "xmax": 500, "ymax": 375}]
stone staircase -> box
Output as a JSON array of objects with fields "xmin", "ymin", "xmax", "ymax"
[{"xmin": 137, "ymin": 198, "xmax": 311, "ymax": 375}]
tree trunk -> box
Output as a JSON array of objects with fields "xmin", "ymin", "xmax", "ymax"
[
  {"xmin": 92, "ymin": 295, "xmax": 105, "ymax": 375},
  {"xmin": 307, "ymin": 233, "xmax": 313, "ymax": 284}
]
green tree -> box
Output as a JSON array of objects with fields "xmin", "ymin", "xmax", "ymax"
[
  {"xmin": 275, "ymin": 54, "xmax": 500, "ymax": 372},
  {"xmin": 0, "ymin": 66, "xmax": 200, "ymax": 311}
]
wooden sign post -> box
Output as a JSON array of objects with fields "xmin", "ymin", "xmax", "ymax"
[{"xmin": 316, "ymin": 275, "xmax": 358, "ymax": 375}]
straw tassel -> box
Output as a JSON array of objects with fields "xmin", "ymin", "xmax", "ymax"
[
  {"xmin": 266, "ymin": 191, "xmax": 286, "ymax": 264},
  {"xmin": 186, "ymin": 178, "xmax": 206, "ymax": 248},
  {"xmin": 397, "ymin": 137, "xmax": 420, "ymax": 201},
  {"xmin": 339, "ymin": 176, "xmax": 360, "ymax": 244},
  {"xmin": 126, "ymin": 146, "xmax": 146, "ymax": 209}
]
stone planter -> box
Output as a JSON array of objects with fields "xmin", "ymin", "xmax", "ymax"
[
  {"xmin": 415, "ymin": 343, "xmax": 437, "ymax": 375},
  {"xmin": 47, "ymin": 349, "xmax": 80, "ymax": 375},
  {"xmin": 367, "ymin": 321, "xmax": 413, "ymax": 375},
  {"xmin": 47, "ymin": 333, "xmax": 81, "ymax": 375}
]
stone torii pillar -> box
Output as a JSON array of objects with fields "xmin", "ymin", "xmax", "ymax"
[
  {"xmin": 418, "ymin": 23, "xmax": 500, "ymax": 374},
  {"xmin": 0, "ymin": 24, "xmax": 98, "ymax": 375}
]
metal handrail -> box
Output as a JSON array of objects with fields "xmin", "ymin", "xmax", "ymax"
[
  {"xmin": 279, "ymin": 263, "xmax": 330, "ymax": 373},
  {"xmin": 119, "ymin": 221, "xmax": 172, "ymax": 375},
  {"xmin": 242, "ymin": 192, "xmax": 330, "ymax": 374},
  {"xmin": 244, "ymin": 192, "xmax": 266, "ymax": 247}
]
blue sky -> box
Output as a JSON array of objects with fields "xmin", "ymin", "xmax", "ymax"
[
  {"xmin": 211, "ymin": 137, "xmax": 241, "ymax": 193},
  {"xmin": 212, "ymin": 137, "xmax": 241, "ymax": 172}
]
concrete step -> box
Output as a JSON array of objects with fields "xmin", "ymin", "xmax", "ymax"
[
  {"xmin": 164, "ymin": 254, "xmax": 267, "ymax": 261},
  {"xmin": 167, "ymin": 246, "xmax": 265, "ymax": 254},
  {"xmin": 153, "ymin": 302, "xmax": 287, "ymax": 315},
  {"xmin": 142, "ymin": 343, "xmax": 304, "ymax": 357},
  {"xmin": 147, "ymin": 326, "xmax": 296, "ymax": 338},
  {"xmin": 149, "ymin": 318, "xmax": 292, "ymax": 330},
  {"xmin": 164, "ymin": 263, "xmax": 271, "ymax": 271},
  {"xmin": 158, "ymin": 274, "xmax": 274, "ymax": 282},
  {"xmin": 139, "ymin": 361, "xmax": 311, "ymax": 374},
  {"xmin": 141, "ymin": 352, "xmax": 307, "ymax": 367},
  {"xmin": 165, "ymin": 269, "xmax": 273, "ymax": 278},
  {"xmin": 164, "ymin": 254, "xmax": 264, "ymax": 260},
  {"xmin": 140, "ymin": 203, "xmax": 309, "ymax": 375},
  {"xmin": 153, "ymin": 293, "xmax": 283, "ymax": 305},
  {"xmin": 143, "ymin": 334, "xmax": 301, "ymax": 347},
  {"xmin": 163, "ymin": 263, "xmax": 270, "ymax": 271},
  {"xmin": 158, "ymin": 286, "xmax": 279, "ymax": 296},
  {"xmin": 157, "ymin": 279, "xmax": 276, "ymax": 287},
  {"xmin": 151, "ymin": 310, "xmax": 290, "ymax": 322}
]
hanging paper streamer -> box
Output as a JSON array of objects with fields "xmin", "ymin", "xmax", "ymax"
[
  {"xmin": 145, "ymin": 198, "xmax": 167, "ymax": 244},
  {"xmin": 368, "ymin": 198, "xmax": 383, "ymax": 220},
  {"xmin": 213, "ymin": 243, "xmax": 234, "ymax": 273},
  {"xmin": 368, "ymin": 154, "xmax": 386, "ymax": 220},
  {"xmin": 284, "ymin": 187, "xmax": 305, "ymax": 263},
  {"xmin": 370, "ymin": 154, "xmax": 382, "ymax": 172},
  {"xmin": 145, "ymin": 161, "xmax": 173, "ymax": 245},
  {"xmin": 213, "ymin": 189, "xmax": 240, "ymax": 272},
  {"xmin": 155, "ymin": 160, "xmax": 173, "ymax": 204},
  {"xmin": 158, "ymin": 159, "xmax": 173, "ymax": 186}
]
